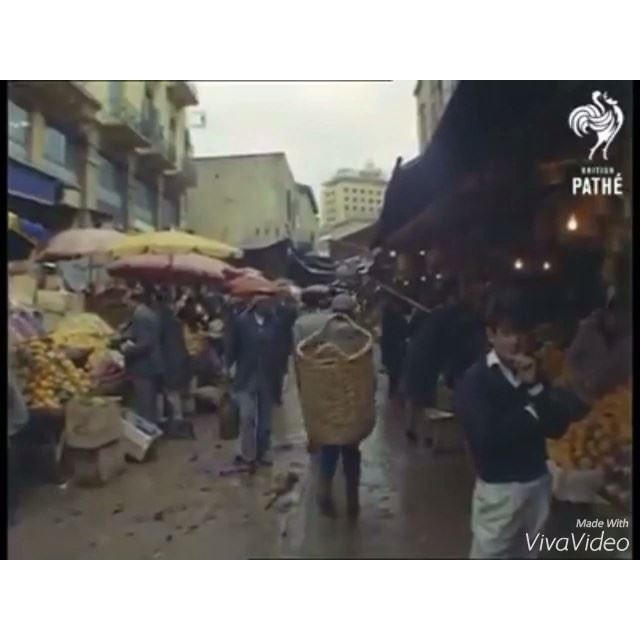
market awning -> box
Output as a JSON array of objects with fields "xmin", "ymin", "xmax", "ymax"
[
  {"xmin": 8, "ymin": 159, "xmax": 62, "ymax": 205},
  {"xmin": 372, "ymin": 80, "xmax": 632, "ymax": 248}
]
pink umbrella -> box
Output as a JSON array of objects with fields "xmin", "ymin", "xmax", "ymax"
[
  {"xmin": 107, "ymin": 253, "xmax": 242, "ymax": 284},
  {"xmin": 37, "ymin": 228, "xmax": 125, "ymax": 261}
]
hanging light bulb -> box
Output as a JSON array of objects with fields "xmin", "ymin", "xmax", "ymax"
[
  {"xmin": 567, "ymin": 214, "xmax": 578, "ymax": 232},
  {"xmin": 420, "ymin": 275, "xmax": 427, "ymax": 282},
  {"xmin": 419, "ymin": 250, "xmax": 426, "ymax": 257},
  {"xmin": 436, "ymin": 273, "xmax": 443, "ymax": 280},
  {"xmin": 543, "ymin": 261, "xmax": 551, "ymax": 271},
  {"xmin": 389, "ymin": 250, "xmax": 397, "ymax": 258},
  {"xmin": 403, "ymin": 280, "xmax": 410, "ymax": 286},
  {"xmin": 514, "ymin": 259, "xmax": 524, "ymax": 270}
]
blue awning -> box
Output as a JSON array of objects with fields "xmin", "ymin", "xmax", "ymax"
[{"xmin": 8, "ymin": 160, "xmax": 61, "ymax": 205}]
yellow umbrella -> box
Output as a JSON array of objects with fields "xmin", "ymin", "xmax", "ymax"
[{"xmin": 110, "ymin": 229, "xmax": 243, "ymax": 260}]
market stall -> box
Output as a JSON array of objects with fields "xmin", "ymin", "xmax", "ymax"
[{"xmin": 369, "ymin": 81, "xmax": 632, "ymax": 522}]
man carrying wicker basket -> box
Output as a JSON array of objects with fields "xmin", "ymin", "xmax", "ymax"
[{"xmin": 294, "ymin": 293, "xmax": 376, "ymax": 519}]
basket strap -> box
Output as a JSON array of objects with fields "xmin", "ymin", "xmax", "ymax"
[{"xmin": 296, "ymin": 313, "xmax": 373, "ymax": 362}]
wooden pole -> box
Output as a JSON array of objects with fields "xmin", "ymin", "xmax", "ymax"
[{"xmin": 373, "ymin": 279, "xmax": 432, "ymax": 314}]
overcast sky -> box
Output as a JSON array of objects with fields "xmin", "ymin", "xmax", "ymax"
[{"xmin": 189, "ymin": 81, "xmax": 418, "ymax": 202}]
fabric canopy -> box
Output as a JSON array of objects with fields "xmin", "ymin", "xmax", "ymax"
[
  {"xmin": 110, "ymin": 230, "xmax": 243, "ymax": 260},
  {"xmin": 37, "ymin": 228, "xmax": 125, "ymax": 261},
  {"xmin": 108, "ymin": 253, "xmax": 242, "ymax": 284},
  {"xmin": 8, "ymin": 160, "xmax": 60, "ymax": 205}
]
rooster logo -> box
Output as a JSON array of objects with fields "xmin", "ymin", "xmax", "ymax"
[{"xmin": 568, "ymin": 91, "xmax": 624, "ymax": 161}]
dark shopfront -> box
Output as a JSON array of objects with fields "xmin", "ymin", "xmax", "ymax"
[{"xmin": 372, "ymin": 81, "xmax": 632, "ymax": 320}]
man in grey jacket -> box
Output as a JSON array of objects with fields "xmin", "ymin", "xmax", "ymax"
[{"xmin": 120, "ymin": 287, "xmax": 164, "ymax": 424}]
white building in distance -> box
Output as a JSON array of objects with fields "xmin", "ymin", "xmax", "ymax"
[{"xmin": 320, "ymin": 161, "xmax": 387, "ymax": 229}]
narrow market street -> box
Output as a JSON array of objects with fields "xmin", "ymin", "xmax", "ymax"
[{"xmin": 9, "ymin": 353, "xmax": 474, "ymax": 560}]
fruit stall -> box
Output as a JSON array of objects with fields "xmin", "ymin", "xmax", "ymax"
[
  {"xmin": 10, "ymin": 308, "xmax": 128, "ymax": 485},
  {"xmin": 546, "ymin": 385, "xmax": 632, "ymax": 511}
]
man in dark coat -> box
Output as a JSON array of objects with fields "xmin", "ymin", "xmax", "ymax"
[
  {"xmin": 226, "ymin": 294, "xmax": 279, "ymax": 469},
  {"xmin": 380, "ymin": 297, "xmax": 409, "ymax": 398},
  {"xmin": 155, "ymin": 288, "xmax": 192, "ymax": 420},
  {"xmin": 402, "ymin": 291, "xmax": 449, "ymax": 446},
  {"xmin": 120, "ymin": 287, "xmax": 164, "ymax": 424}
]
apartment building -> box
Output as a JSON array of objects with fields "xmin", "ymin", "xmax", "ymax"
[
  {"xmin": 187, "ymin": 152, "xmax": 317, "ymax": 252},
  {"xmin": 414, "ymin": 80, "xmax": 459, "ymax": 151},
  {"xmin": 7, "ymin": 81, "xmax": 198, "ymax": 232},
  {"xmin": 320, "ymin": 162, "xmax": 387, "ymax": 229}
]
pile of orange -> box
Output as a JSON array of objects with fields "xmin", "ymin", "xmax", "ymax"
[
  {"xmin": 547, "ymin": 385, "xmax": 632, "ymax": 471},
  {"xmin": 16, "ymin": 337, "xmax": 92, "ymax": 410}
]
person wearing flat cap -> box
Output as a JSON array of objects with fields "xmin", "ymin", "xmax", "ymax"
[{"xmin": 296, "ymin": 292, "xmax": 374, "ymax": 519}]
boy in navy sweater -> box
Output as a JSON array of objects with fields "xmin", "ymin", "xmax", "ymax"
[{"xmin": 454, "ymin": 289, "xmax": 588, "ymax": 559}]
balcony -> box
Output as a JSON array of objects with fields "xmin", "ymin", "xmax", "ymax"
[
  {"xmin": 100, "ymin": 98, "xmax": 149, "ymax": 151},
  {"xmin": 136, "ymin": 111, "xmax": 174, "ymax": 172},
  {"xmin": 164, "ymin": 155, "xmax": 198, "ymax": 191},
  {"xmin": 167, "ymin": 81, "xmax": 198, "ymax": 107},
  {"xmin": 9, "ymin": 81, "xmax": 101, "ymax": 124}
]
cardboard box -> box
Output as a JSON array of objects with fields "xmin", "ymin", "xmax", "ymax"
[
  {"xmin": 9, "ymin": 273, "xmax": 38, "ymax": 306},
  {"xmin": 69, "ymin": 439, "xmax": 125, "ymax": 486},
  {"xmin": 65, "ymin": 397, "xmax": 123, "ymax": 450},
  {"xmin": 44, "ymin": 274, "xmax": 63, "ymax": 291},
  {"xmin": 121, "ymin": 412, "xmax": 163, "ymax": 462},
  {"xmin": 36, "ymin": 289, "xmax": 85, "ymax": 314},
  {"xmin": 36, "ymin": 290, "xmax": 86, "ymax": 331}
]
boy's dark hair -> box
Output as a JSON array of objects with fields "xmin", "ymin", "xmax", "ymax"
[{"xmin": 484, "ymin": 287, "xmax": 533, "ymax": 332}]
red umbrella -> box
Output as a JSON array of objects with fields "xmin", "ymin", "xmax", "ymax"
[
  {"xmin": 107, "ymin": 253, "xmax": 242, "ymax": 284},
  {"xmin": 228, "ymin": 273, "xmax": 278, "ymax": 297},
  {"xmin": 37, "ymin": 228, "xmax": 125, "ymax": 261}
]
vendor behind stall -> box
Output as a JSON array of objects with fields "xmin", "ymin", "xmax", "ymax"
[
  {"xmin": 566, "ymin": 288, "xmax": 631, "ymax": 403},
  {"xmin": 119, "ymin": 286, "xmax": 164, "ymax": 424},
  {"xmin": 155, "ymin": 287, "xmax": 192, "ymax": 420}
]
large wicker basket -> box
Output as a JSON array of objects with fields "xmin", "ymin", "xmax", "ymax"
[{"xmin": 295, "ymin": 314, "xmax": 375, "ymax": 446}]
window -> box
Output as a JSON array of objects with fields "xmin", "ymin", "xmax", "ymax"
[
  {"xmin": 162, "ymin": 197, "xmax": 179, "ymax": 228},
  {"xmin": 256, "ymin": 228, "xmax": 260, "ymax": 236},
  {"xmin": 108, "ymin": 81, "xmax": 123, "ymax": 110},
  {"xmin": 99, "ymin": 155, "xmax": 126, "ymax": 192},
  {"xmin": 44, "ymin": 126, "xmax": 66, "ymax": 164},
  {"xmin": 42, "ymin": 123, "xmax": 80, "ymax": 183},
  {"xmin": 345, "ymin": 206, "xmax": 350, "ymax": 211},
  {"xmin": 134, "ymin": 178, "xmax": 157, "ymax": 220},
  {"xmin": 8, "ymin": 101, "xmax": 29, "ymax": 146}
]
